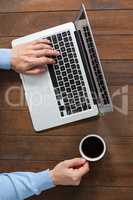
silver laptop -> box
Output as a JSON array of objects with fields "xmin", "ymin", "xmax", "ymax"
[{"xmin": 12, "ymin": 4, "xmax": 113, "ymax": 132}]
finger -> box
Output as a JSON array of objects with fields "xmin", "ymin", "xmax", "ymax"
[
  {"xmin": 31, "ymin": 39, "xmax": 51, "ymax": 45},
  {"xmin": 35, "ymin": 49, "xmax": 60, "ymax": 57},
  {"xmin": 25, "ymin": 66, "xmax": 46, "ymax": 75},
  {"xmin": 76, "ymin": 162, "xmax": 90, "ymax": 177},
  {"xmin": 30, "ymin": 57, "xmax": 56, "ymax": 67},
  {"xmin": 64, "ymin": 158, "xmax": 86, "ymax": 168},
  {"xmin": 32, "ymin": 44, "xmax": 53, "ymax": 50}
]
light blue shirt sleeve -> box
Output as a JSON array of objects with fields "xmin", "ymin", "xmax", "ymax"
[
  {"xmin": 0, "ymin": 49, "xmax": 11, "ymax": 70},
  {"xmin": 0, "ymin": 170, "xmax": 55, "ymax": 200}
]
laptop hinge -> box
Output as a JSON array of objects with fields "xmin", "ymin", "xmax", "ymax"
[{"xmin": 74, "ymin": 30, "xmax": 101, "ymax": 109}]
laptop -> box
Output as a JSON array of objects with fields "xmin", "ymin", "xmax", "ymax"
[{"xmin": 12, "ymin": 4, "xmax": 113, "ymax": 132}]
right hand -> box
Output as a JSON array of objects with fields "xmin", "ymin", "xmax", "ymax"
[
  {"xmin": 11, "ymin": 39, "xmax": 60, "ymax": 75},
  {"xmin": 50, "ymin": 158, "xmax": 90, "ymax": 186}
]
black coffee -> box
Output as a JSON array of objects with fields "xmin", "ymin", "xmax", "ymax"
[{"xmin": 82, "ymin": 136, "xmax": 104, "ymax": 158}]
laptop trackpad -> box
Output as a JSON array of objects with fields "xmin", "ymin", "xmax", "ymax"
[{"xmin": 21, "ymin": 71, "xmax": 58, "ymax": 129}]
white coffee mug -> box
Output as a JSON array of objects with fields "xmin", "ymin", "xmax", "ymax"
[{"xmin": 79, "ymin": 134, "xmax": 106, "ymax": 162}]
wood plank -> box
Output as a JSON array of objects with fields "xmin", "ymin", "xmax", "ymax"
[
  {"xmin": 0, "ymin": 160, "xmax": 133, "ymax": 188},
  {"xmin": 1, "ymin": 11, "xmax": 133, "ymax": 36},
  {"xmin": 0, "ymin": 61, "xmax": 133, "ymax": 87},
  {"xmin": 1, "ymin": 35, "xmax": 133, "ymax": 60},
  {"xmin": 0, "ymin": 84, "xmax": 132, "ymax": 111},
  {"xmin": 0, "ymin": 136, "xmax": 132, "ymax": 163},
  {"xmin": 0, "ymin": 61, "xmax": 132, "ymax": 111},
  {"xmin": 0, "ymin": 0, "xmax": 133, "ymax": 12},
  {"xmin": 28, "ymin": 187, "xmax": 133, "ymax": 200},
  {"xmin": 0, "ymin": 109, "xmax": 130, "ymax": 136}
]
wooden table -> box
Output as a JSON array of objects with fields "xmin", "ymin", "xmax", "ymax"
[{"xmin": 0, "ymin": 0, "xmax": 133, "ymax": 199}]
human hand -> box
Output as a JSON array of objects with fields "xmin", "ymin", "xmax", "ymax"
[
  {"xmin": 11, "ymin": 39, "xmax": 60, "ymax": 75},
  {"xmin": 50, "ymin": 158, "xmax": 89, "ymax": 186}
]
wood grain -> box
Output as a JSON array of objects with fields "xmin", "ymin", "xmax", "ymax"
[
  {"xmin": 0, "ymin": 160, "xmax": 133, "ymax": 187},
  {"xmin": 28, "ymin": 187, "xmax": 133, "ymax": 200},
  {"xmin": 0, "ymin": 136, "xmax": 132, "ymax": 163},
  {"xmin": 0, "ymin": 0, "xmax": 133, "ymax": 199},
  {"xmin": 1, "ymin": 35, "xmax": 133, "ymax": 60},
  {"xmin": 0, "ymin": 0, "xmax": 133, "ymax": 12},
  {"xmin": 1, "ymin": 11, "xmax": 133, "ymax": 36}
]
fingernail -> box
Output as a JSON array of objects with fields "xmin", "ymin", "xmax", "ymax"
[
  {"xmin": 44, "ymin": 39, "xmax": 51, "ymax": 43},
  {"xmin": 81, "ymin": 158, "xmax": 86, "ymax": 162},
  {"xmin": 55, "ymin": 51, "xmax": 60, "ymax": 55}
]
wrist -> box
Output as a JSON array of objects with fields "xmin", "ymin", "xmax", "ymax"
[{"xmin": 50, "ymin": 170, "xmax": 59, "ymax": 186}]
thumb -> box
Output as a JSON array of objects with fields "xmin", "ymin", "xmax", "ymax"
[
  {"xmin": 76, "ymin": 162, "xmax": 90, "ymax": 177},
  {"xmin": 65, "ymin": 158, "xmax": 86, "ymax": 168}
]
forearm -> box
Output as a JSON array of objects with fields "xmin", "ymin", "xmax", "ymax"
[
  {"xmin": 0, "ymin": 48, "xmax": 11, "ymax": 70},
  {"xmin": 0, "ymin": 170, "xmax": 55, "ymax": 200}
]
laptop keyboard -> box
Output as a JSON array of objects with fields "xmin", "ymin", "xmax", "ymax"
[
  {"xmin": 83, "ymin": 26, "xmax": 110, "ymax": 105},
  {"xmin": 46, "ymin": 31, "xmax": 91, "ymax": 117}
]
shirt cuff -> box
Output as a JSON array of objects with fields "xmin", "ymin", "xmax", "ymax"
[
  {"xmin": 33, "ymin": 169, "xmax": 55, "ymax": 194},
  {"xmin": 0, "ymin": 49, "xmax": 12, "ymax": 70}
]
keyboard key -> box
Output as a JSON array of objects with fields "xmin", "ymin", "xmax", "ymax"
[
  {"xmin": 63, "ymin": 97, "xmax": 68, "ymax": 103},
  {"xmin": 71, "ymin": 85, "xmax": 76, "ymax": 90},
  {"xmin": 77, "ymin": 86, "xmax": 82, "ymax": 91},
  {"xmin": 68, "ymin": 93, "xmax": 73, "ymax": 98},
  {"xmin": 82, "ymin": 103, "xmax": 87, "ymax": 111},
  {"xmin": 69, "ymin": 99, "xmax": 75, "ymax": 104},
  {"xmin": 60, "ymin": 106, "xmax": 65, "ymax": 111},
  {"xmin": 70, "ymin": 59, "xmax": 74, "ymax": 64},
  {"xmin": 62, "ymin": 92, "xmax": 67, "ymax": 97},
  {"xmin": 70, "ymin": 79, "xmax": 74, "ymax": 85},
  {"xmin": 52, "ymin": 35, "xmax": 57, "ymax": 43},
  {"xmin": 73, "ymin": 70, "xmax": 77, "ymax": 75},
  {"xmin": 64, "ymin": 57, "xmax": 68, "ymax": 63},
  {"xmin": 56, "ymin": 70, "xmax": 60, "ymax": 75},
  {"xmin": 48, "ymin": 64, "xmax": 58, "ymax": 88},
  {"xmin": 65, "ymin": 63, "xmax": 70, "ymax": 68},
  {"xmin": 71, "ymin": 64, "xmax": 76, "ymax": 70},
  {"xmin": 55, "ymin": 44, "xmax": 59, "ymax": 49},
  {"xmin": 62, "ymin": 32, "xmax": 67, "ymax": 37},
  {"xmin": 76, "ymin": 81, "xmax": 80, "ymax": 86},
  {"xmin": 66, "ymin": 88, "xmax": 71, "ymax": 93},
  {"xmin": 62, "ymin": 52, "xmax": 67, "ymax": 57},
  {"xmin": 65, "ymin": 82, "xmax": 69, "ymax": 87},
  {"xmin": 57, "ymin": 33, "xmax": 62, "ymax": 41},
  {"xmin": 48, "ymin": 32, "xmax": 91, "ymax": 118},
  {"xmin": 59, "ymin": 81, "xmax": 63, "ymax": 86},
  {"xmin": 57, "ymin": 75, "xmax": 62, "ymax": 81},
  {"xmin": 60, "ymin": 47, "xmax": 65, "ymax": 52},
  {"xmin": 70, "ymin": 42, "xmax": 74, "ymax": 47},
  {"xmin": 64, "ymin": 37, "xmax": 68, "ymax": 42},
  {"xmin": 57, "ymin": 55, "xmax": 62, "ymax": 60},
  {"xmin": 61, "ymin": 66, "xmax": 65, "ymax": 71},
  {"xmin": 66, "ymin": 43, "xmax": 70, "ymax": 48},
  {"xmin": 69, "ymin": 36, "xmax": 72, "ymax": 41},
  {"xmin": 59, "ymin": 41, "xmax": 64, "ymax": 46},
  {"xmin": 68, "ymin": 53, "xmax": 73, "ymax": 59},
  {"xmin": 57, "ymin": 94, "xmax": 62, "ymax": 100},
  {"xmin": 59, "ymin": 60, "xmax": 63, "ymax": 66},
  {"xmin": 63, "ymin": 77, "xmax": 68, "ymax": 82},
  {"xmin": 67, "ymin": 48, "xmax": 71, "ymax": 53},
  {"xmin": 66, "ymin": 106, "xmax": 71, "ymax": 115},
  {"xmin": 60, "ymin": 86, "xmax": 65, "ymax": 92},
  {"xmin": 61, "ymin": 112, "xmax": 64, "ymax": 117},
  {"xmin": 55, "ymin": 65, "xmax": 59, "ymax": 70},
  {"xmin": 68, "ymin": 74, "xmax": 73, "ymax": 79},
  {"xmin": 66, "ymin": 68, "xmax": 71, "ymax": 74},
  {"xmin": 62, "ymin": 71, "xmax": 67, "ymax": 76}
]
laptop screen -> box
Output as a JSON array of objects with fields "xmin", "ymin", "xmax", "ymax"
[{"xmin": 74, "ymin": 4, "xmax": 113, "ymax": 112}]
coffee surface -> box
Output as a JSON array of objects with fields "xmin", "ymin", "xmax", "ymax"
[{"xmin": 82, "ymin": 136, "xmax": 104, "ymax": 158}]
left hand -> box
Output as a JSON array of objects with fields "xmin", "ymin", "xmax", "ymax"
[{"xmin": 11, "ymin": 39, "xmax": 60, "ymax": 75}]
